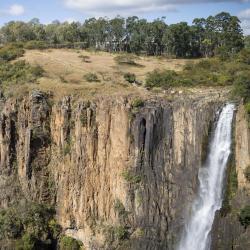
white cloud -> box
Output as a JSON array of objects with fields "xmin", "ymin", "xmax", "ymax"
[
  {"xmin": 64, "ymin": 0, "xmax": 178, "ymax": 15},
  {"xmin": 8, "ymin": 4, "xmax": 25, "ymax": 16},
  {"xmin": 239, "ymin": 8, "xmax": 250, "ymax": 19},
  {"xmin": 64, "ymin": 0, "xmax": 250, "ymax": 15},
  {"xmin": 0, "ymin": 4, "xmax": 25, "ymax": 16},
  {"xmin": 241, "ymin": 20, "xmax": 250, "ymax": 35}
]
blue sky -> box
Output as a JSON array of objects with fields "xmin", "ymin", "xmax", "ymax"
[{"xmin": 1, "ymin": 0, "xmax": 250, "ymax": 34}]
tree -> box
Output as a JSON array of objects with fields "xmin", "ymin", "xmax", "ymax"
[{"xmin": 163, "ymin": 22, "xmax": 192, "ymax": 58}]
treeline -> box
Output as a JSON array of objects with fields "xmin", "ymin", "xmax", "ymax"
[{"xmin": 0, "ymin": 12, "xmax": 245, "ymax": 58}]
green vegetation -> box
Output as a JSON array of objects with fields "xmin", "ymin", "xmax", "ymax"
[
  {"xmin": 124, "ymin": 73, "xmax": 136, "ymax": 84},
  {"xmin": 59, "ymin": 235, "xmax": 83, "ymax": 250},
  {"xmin": 115, "ymin": 55, "xmax": 141, "ymax": 66},
  {"xmin": 245, "ymin": 103, "xmax": 250, "ymax": 115},
  {"xmin": 239, "ymin": 206, "xmax": 250, "ymax": 228},
  {"xmin": 121, "ymin": 170, "xmax": 142, "ymax": 184},
  {"xmin": 131, "ymin": 98, "xmax": 144, "ymax": 109},
  {"xmin": 0, "ymin": 44, "xmax": 24, "ymax": 61},
  {"xmin": 79, "ymin": 55, "xmax": 91, "ymax": 63},
  {"xmin": 244, "ymin": 165, "xmax": 250, "ymax": 182},
  {"xmin": 0, "ymin": 12, "xmax": 244, "ymax": 57},
  {"xmin": 145, "ymin": 70, "xmax": 177, "ymax": 89},
  {"xmin": 0, "ymin": 60, "xmax": 44, "ymax": 85},
  {"xmin": 103, "ymin": 225, "xmax": 130, "ymax": 244},
  {"xmin": 63, "ymin": 142, "xmax": 71, "ymax": 156},
  {"xmin": 83, "ymin": 73, "xmax": 99, "ymax": 82},
  {"xmin": 23, "ymin": 40, "xmax": 48, "ymax": 50},
  {"xmin": 0, "ymin": 202, "xmax": 61, "ymax": 249},
  {"xmin": 114, "ymin": 199, "xmax": 129, "ymax": 219},
  {"xmin": 0, "ymin": 44, "xmax": 44, "ymax": 87}
]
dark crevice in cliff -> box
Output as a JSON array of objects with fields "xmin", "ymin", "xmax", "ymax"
[
  {"xmin": 9, "ymin": 118, "xmax": 17, "ymax": 173},
  {"xmin": 138, "ymin": 118, "xmax": 146, "ymax": 170}
]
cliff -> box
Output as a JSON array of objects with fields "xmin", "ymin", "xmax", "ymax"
[{"xmin": 0, "ymin": 89, "xmax": 248, "ymax": 249}]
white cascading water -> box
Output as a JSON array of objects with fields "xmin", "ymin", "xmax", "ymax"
[{"xmin": 178, "ymin": 103, "xmax": 235, "ymax": 250}]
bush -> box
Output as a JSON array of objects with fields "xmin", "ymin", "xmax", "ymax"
[
  {"xmin": 83, "ymin": 73, "xmax": 99, "ymax": 82},
  {"xmin": 114, "ymin": 226, "xmax": 129, "ymax": 241},
  {"xmin": 233, "ymin": 71, "xmax": 250, "ymax": 100},
  {"xmin": 115, "ymin": 55, "xmax": 142, "ymax": 67},
  {"xmin": 29, "ymin": 65, "xmax": 45, "ymax": 77},
  {"xmin": 131, "ymin": 98, "xmax": 144, "ymax": 108},
  {"xmin": 0, "ymin": 202, "xmax": 60, "ymax": 246},
  {"xmin": 237, "ymin": 49, "xmax": 250, "ymax": 65},
  {"xmin": 15, "ymin": 233, "xmax": 37, "ymax": 250},
  {"xmin": 121, "ymin": 170, "xmax": 141, "ymax": 184},
  {"xmin": 145, "ymin": 69, "xmax": 177, "ymax": 89},
  {"xmin": 239, "ymin": 206, "xmax": 250, "ymax": 228},
  {"xmin": 23, "ymin": 41, "xmax": 48, "ymax": 50},
  {"xmin": 79, "ymin": 55, "xmax": 91, "ymax": 63},
  {"xmin": 124, "ymin": 73, "xmax": 136, "ymax": 83},
  {"xmin": 245, "ymin": 103, "xmax": 250, "ymax": 115},
  {"xmin": 0, "ymin": 45, "xmax": 24, "ymax": 62},
  {"xmin": 0, "ymin": 60, "xmax": 44, "ymax": 85},
  {"xmin": 59, "ymin": 236, "xmax": 83, "ymax": 250}
]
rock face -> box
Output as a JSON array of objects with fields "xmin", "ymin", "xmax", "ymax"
[{"xmin": 0, "ymin": 90, "xmax": 240, "ymax": 249}]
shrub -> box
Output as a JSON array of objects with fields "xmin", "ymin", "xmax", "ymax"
[
  {"xmin": 0, "ymin": 45, "xmax": 24, "ymax": 62},
  {"xmin": 244, "ymin": 165, "xmax": 250, "ymax": 182},
  {"xmin": 0, "ymin": 60, "xmax": 44, "ymax": 85},
  {"xmin": 114, "ymin": 199, "xmax": 128, "ymax": 218},
  {"xmin": 23, "ymin": 41, "xmax": 48, "ymax": 50},
  {"xmin": 124, "ymin": 73, "xmax": 136, "ymax": 83},
  {"xmin": 233, "ymin": 71, "xmax": 250, "ymax": 100},
  {"xmin": 15, "ymin": 233, "xmax": 37, "ymax": 250},
  {"xmin": 239, "ymin": 206, "xmax": 250, "ymax": 228},
  {"xmin": 114, "ymin": 226, "xmax": 129, "ymax": 241},
  {"xmin": 0, "ymin": 202, "xmax": 60, "ymax": 246},
  {"xmin": 29, "ymin": 65, "xmax": 44, "ymax": 77},
  {"xmin": 237, "ymin": 49, "xmax": 250, "ymax": 65},
  {"xmin": 114, "ymin": 55, "xmax": 142, "ymax": 67},
  {"xmin": 145, "ymin": 69, "xmax": 177, "ymax": 89},
  {"xmin": 83, "ymin": 73, "xmax": 99, "ymax": 82},
  {"xmin": 59, "ymin": 236, "xmax": 83, "ymax": 250},
  {"xmin": 121, "ymin": 170, "xmax": 141, "ymax": 184},
  {"xmin": 131, "ymin": 98, "xmax": 144, "ymax": 108},
  {"xmin": 79, "ymin": 55, "xmax": 91, "ymax": 63},
  {"xmin": 245, "ymin": 103, "xmax": 250, "ymax": 115}
]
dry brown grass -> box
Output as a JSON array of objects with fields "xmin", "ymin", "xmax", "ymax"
[{"xmin": 20, "ymin": 49, "xmax": 196, "ymax": 99}]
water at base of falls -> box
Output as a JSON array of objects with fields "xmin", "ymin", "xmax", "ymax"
[{"xmin": 177, "ymin": 103, "xmax": 235, "ymax": 250}]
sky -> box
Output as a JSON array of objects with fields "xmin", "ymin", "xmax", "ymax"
[{"xmin": 0, "ymin": 0, "xmax": 250, "ymax": 34}]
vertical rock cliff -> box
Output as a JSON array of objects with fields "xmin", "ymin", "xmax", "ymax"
[{"xmin": 0, "ymin": 91, "xmax": 229, "ymax": 249}]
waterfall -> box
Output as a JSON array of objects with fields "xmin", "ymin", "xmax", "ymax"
[{"xmin": 178, "ymin": 103, "xmax": 235, "ymax": 250}]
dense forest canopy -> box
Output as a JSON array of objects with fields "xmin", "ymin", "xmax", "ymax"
[{"xmin": 0, "ymin": 12, "xmax": 246, "ymax": 58}]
